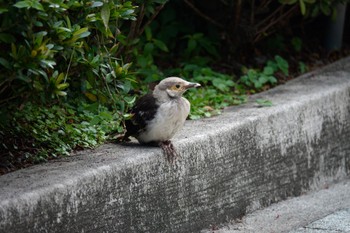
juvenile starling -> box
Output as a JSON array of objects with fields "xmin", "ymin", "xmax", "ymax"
[{"xmin": 123, "ymin": 77, "xmax": 201, "ymax": 161}]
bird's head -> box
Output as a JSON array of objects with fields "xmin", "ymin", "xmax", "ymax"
[{"xmin": 155, "ymin": 77, "xmax": 201, "ymax": 99}]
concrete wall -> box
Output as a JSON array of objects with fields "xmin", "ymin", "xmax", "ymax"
[{"xmin": 1, "ymin": 58, "xmax": 350, "ymax": 233}]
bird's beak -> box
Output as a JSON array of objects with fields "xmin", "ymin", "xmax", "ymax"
[{"xmin": 185, "ymin": 82, "xmax": 201, "ymax": 89}]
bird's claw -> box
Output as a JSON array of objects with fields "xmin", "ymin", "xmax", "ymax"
[{"xmin": 159, "ymin": 140, "xmax": 180, "ymax": 163}]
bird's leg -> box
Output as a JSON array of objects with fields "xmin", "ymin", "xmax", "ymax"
[{"xmin": 159, "ymin": 140, "xmax": 180, "ymax": 163}]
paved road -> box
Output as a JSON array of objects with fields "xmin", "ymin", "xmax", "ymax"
[
  {"xmin": 290, "ymin": 208, "xmax": 350, "ymax": 233},
  {"xmin": 201, "ymin": 179, "xmax": 350, "ymax": 233}
]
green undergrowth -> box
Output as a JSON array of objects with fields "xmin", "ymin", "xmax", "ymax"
[{"xmin": 1, "ymin": 101, "xmax": 124, "ymax": 164}]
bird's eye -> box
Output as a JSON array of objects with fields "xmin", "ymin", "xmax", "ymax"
[{"xmin": 175, "ymin": 84, "xmax": 181, "ymax": 89}]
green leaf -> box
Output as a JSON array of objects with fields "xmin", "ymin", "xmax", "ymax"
[
  {"xmin": 256, "ymin": 99, "xmax": 273, "ymax": 107},
  {"xmin": 40, "ymin": 60, "xmax": 56, "ymax": 69},
  {"xmin": 0, "ymin": 57, "xmax": 10, "ymax": 69},
  {"xmin": 299, "ymin": 0, "xmax": 306, "ymax": 15},
  {"xmin": 212, "ymin": 78, "xmax": 228, "ymax": 92},
  {"xmin": 259, "ymin": 76, "xmax": 268, "ymax": 84},
  {"xmin": 267, "ymin": 76, "xmax": 277, "ymax": 84},
  {"xmin": 190, "ymin": 114, "xmax": 201, "ymax": 120},
  {"xmin": 57, "ymin": 83, "xmax": 69, "ymax": 90},
  {"xmin": 303, "ymin": 0, "xmax": 315, "ymax": 3},
  {"xmin": 279, "ymin": 0, "xmax": 298, "ymax": 4},
  {"xmin": 291, "ymin": 37, "xmax": 302, "ymax": 52},
  {"xmin": 144, "ymin": 43, "xmax": 154, "ymax": 55},
  {"xmin": 247, "ymin": 69, "xmax": 258, "ymax": 79},
  {"xmin": 275, "ymin": 55, "xmax": 289, "ymax": 76},
  {"xmin": 298, "ymin": 61, "xmax": 308, "ymax": 73},
  {"xmin": 120, "ymin": 9, "xmax": 135, "ymax": 19},
  {"xmin": 91, "ymin": 1, "xmax": 103, "ymax": 8},
  {"xmin": 137, "ymin": 56, "xmax": 149, "ymax": 68},
  {"xmin": 32, "ymin": 1, "xmax": 44, "ymax": 11},
  {"xmin": 85, "ymin": 92, "xmax": 97, "ymax": 102},
  {"xmin": 0, "ymin": 8, "xmax": 9, "ymax": 14},
  {"xmin": 263, "ymin": 66, "xmax": 274, "ymax": 75},
  {"xmin": 33, "ymin": 80, "xmax": 44, "ymax": 91},
  {"xmin": 90, "ymin": 116, "xmax": 101, "ymax": 125},
  {"xmin": 145, "ymin": 27, "xmax": 152, "ymax": 41},
  {"xmin": 204, "ymin": 112, "xmax": 211, "ymax": 118},
  {"xmin": 55, "ymin": 91, "xmax": 67, "ymax": 96},
  {"xmin": 13, "ymin": 0, "xmax": 44, "ymax": 11},
  {"xmin": 109, "ymin": 44, "xmax": 119, "ymax": 54},
  {"xmin": 101, "ymin": 4, "xmax": 110, "ymax": 30},
  {"xmin": 99, "ymin": 112, "xmax": 113, "ymax": 120},
  {"xmin": 122, "ymin": 63, "xmax": 132, "ymax": 71},
  {"xmin": 72, "ymin": 28, "xmax": 86, "ymax": 37},
  {"xmin": 331, "ymin": 7, "xmax": 338, "ymax": 20},
  {"xmin": 73, "ymin": 27, "xmax": 90, "ymax": 39},
  {"xmin": 311, "ymin": 5, "xmax": 320, "ymax": 17},
  {"xmin": 153, "ymin": 39, "xmax": 168, "ymax": 52},
  {"xmin": 124, "ymin": 96, "xmax": 136, "ymax": 105},
  {"xmin": 0, "ymin": 33, "xmax": 15, "ymax": 43},
  {"xmin": 254, "ymin": 80, "xmax": 263, "ymax": 89},
  {"xmin": 187, "ymin": 39, "xmax": 197, "ymax": 52},
  {"xmin": 123, "ymin": 113, "xmax": 134, "ymax": 120},
  {"xmin": 13, "ymin": 1, "xmax": 31, "ymax": 8},
  {"xmin": 55, "ymin": 72, "xmax": 65, "ymax": 84},
  {"xmin": 320, "ymin": 3, "xmax": 331, "ymax": 16},
  {"xmin": 153, "ymin": 0, "xmax": 168, "ymax": 4}
]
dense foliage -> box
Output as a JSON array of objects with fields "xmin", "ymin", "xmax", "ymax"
[{"xmin": 0, "ymin": 0, "xmax": 349, "ymax": 173}]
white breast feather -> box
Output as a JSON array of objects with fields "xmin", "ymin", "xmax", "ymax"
[{"xmin": 137, "ymin": 97, "xmax": 190, "ymax": 143}]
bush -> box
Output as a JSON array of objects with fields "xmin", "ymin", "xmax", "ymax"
[
  {"xmin": 0, "ymin": 0, "xmax": 142, "ymax": 105},
  {"xmin": 0, "ymin": 0, "xmax": 168, "ymax": 170}
]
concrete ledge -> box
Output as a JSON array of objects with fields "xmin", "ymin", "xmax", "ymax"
[{"xmin": 1, "ymin": 58, "xmax": 350, "ymax": 232}]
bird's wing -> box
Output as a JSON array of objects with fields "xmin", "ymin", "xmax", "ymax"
[{"xmin": 124, "ymin": 94, "xmax": 159, "ymax": 138}]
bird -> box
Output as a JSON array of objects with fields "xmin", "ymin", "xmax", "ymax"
[{"xmin": 123, "ymin": 77, "xmax": 201, "ymax": 162}]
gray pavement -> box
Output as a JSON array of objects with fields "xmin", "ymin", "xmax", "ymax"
[
  {"xmin": 290, "ymin": 208, "xmax": 350, "ymax": 233},
  {"xmin": 201, "ymin": 179, "xmax": 350, "ymax": 233}
]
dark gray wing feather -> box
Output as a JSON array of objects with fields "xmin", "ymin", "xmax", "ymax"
[{"xmin": 124, "ymin": 94, "xmax": 159, "ymax": 139}]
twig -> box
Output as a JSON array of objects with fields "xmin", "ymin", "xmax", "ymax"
[
  {"xmin": 116, "ymin": 3, "xmax": 166, "ymax": 61},
  {"xmin": 254, "ymin": 4, "xmax": 298, "ymax": 43},
  {"xmin": 138, "ymin": 3, "xmax": 166, "ymax": 37},
  {"xmin": 234, "ymin": 0, "xmax": 242, "ymax": 30},
  {"xmin": 184, "ymin": 0, "xmax": 225, "ymax": 29},
  {"xmin": 219, "ymin": 0, "xmax": 229, "ymax": 6},
  {"xmin": 115, "ymin": 4, "xmax": 144, "ymax": 59},
  {"xmin": 255, "ymin": 4, "xmax": 285, "ymax": 29},
  {"xmin": 260, "ymin": 0, "xmax": 273, "ymax": 10},
  {"xmin": 250, "ymin": 0, "xmax": 255, "ymax": 25},
  {"xmin": 0, "ymin": 94, "xmax": 21, "ymax": 106},
  {"xmin": 136, "ymin": 3, "xmax": 145, "ymax": 33},
  {"xmin": 64, "ymin": 47, "xmax": 75, "ymax": 83}
]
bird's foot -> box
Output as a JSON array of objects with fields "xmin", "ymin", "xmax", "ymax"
[
  {"xmin": 114, "ymin": 135, "xmax": 130, "ymax": 143},
  {"xmin": 159, "ymin": 140, "xmax": 180, "ymax": 163}
]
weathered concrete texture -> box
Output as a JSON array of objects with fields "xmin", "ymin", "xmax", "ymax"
[{"xmin": 1, "ymin": 57, "xmax": 350, "ymax": 233}]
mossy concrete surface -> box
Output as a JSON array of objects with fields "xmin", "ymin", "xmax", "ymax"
[{"xmin": 1, "ymin": 58, "xmax": 350, "ymax": 233}]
